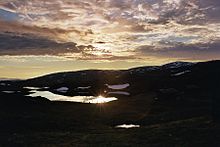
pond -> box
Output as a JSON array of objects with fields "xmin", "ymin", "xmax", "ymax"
[
  {"xmin": 27, "ymin": 89, "xmax": 118, "ymax": 104},
  {"xmin": 115, "ymin": 124, "xmax": 140, "ymax": 129}
]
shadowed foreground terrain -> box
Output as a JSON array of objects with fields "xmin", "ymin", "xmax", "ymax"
[{"xmin": 0, "ymin": 60, "xmax": 220, "ymax": 146}]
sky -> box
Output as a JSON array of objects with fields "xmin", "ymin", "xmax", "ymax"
[{"xmin": 0, "ymin": 0, "xmax": 220, "ymax": 79}]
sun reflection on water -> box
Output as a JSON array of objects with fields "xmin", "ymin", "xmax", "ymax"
[
  {"xmin": 26, "ymin": 89, "xmax": 117, "ymax": 104},
  {"xmin": 88, "ymin": 95, "xmax": 117, "ymax": 104}
]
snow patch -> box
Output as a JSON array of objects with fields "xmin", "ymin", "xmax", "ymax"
[
  {"xmin": 130, "ymin": 66, "xmax": 160, "ymax": 74},
  {"xmin": 106, "ymin": 83, "xmax": 130, "ymax": 90},
  {"xmin": 172, "ymin": 70, "xmax": 191, "ymax": 76},
  {"xmin": 56, "ymin": 87, "xmax": 69, "ymax": 93},
  {"xmin": 76, "ymin": 86, "xmax": 91, "ymax": 90},
  {"xmin": 2, "ymin": 91, "xmax": 16, "ymax": 93},
  {"xmin": 108, "ymin": 91, "xmax": 130, "ymax": 96},
  {"xmin": 0, "ymin": 83, "xmax": 6, "ymax": 86},
  {"xmin": 163, "ymin": 62, "xmax": 194, "ymax": 69}
]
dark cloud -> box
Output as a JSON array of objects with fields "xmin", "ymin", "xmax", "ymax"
[
  {"xmin": 0, "ymin": 20, "xmax": 87, "ymax": 39},
  {"xmin": 0, "ymin": 32, "xmax": 92, "ymax": 56},
  {"xmin": 199, "ymin": 0, "xmax": 220, "ymax": 22},
  {"xmin": 138, "ymin": 41, "xmax": 220, "ymax": 60}
]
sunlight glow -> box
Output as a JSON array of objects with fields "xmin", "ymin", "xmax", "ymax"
[{"xmin": 88, "ymin": 95, "xmax": 117, "ymax": 104}]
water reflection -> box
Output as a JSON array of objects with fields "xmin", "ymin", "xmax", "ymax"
[
  {"xmin": 86, "ymin": 95, "xmax": 117, "ymax": 103},
  {"xmin": 115, "ymin": 124, "xmax": 140, "ymax": 129},
  {"xmin": 27, "ymin": 90, "xmax": 117, "ymax": 104}
]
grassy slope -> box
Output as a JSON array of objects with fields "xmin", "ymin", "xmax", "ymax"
[{"xmin": 0, "ymin": 91, "xmax": 219, "ymax": 147}]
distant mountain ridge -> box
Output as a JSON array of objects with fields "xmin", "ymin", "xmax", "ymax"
[
  {"xmin": 27, "ymin": 61, "xmax": 198, "ymax": 80},
  {"xmin": 0, "ymin": 60, "xmax": 212, "ymax": 96}
]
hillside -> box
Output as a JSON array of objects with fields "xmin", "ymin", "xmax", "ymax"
[{"xmin": 0, "ymin": 60, "xmax": 220, "ymax": 146}]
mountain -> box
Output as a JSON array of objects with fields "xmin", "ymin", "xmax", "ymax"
[{"xmin": 7, "ymin": 60, "xmax": 217, "ymax": 94}]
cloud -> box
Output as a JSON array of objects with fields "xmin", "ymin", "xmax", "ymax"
[
  {"xmin": 137, "ymin": 40, "xmax": 220, "ymax": 60},
  {"xmin": 74, "ymin": 53, "xmax": 140, "ymax": 61},
  {"xmin": 0, "ymin": 0, "xmax": 219, "ymax": 62},
  {"xmin": 0, "ymin": 19, "xmax": 94, "ymax": 41},
  {"xmin": 0, "ymin": 32, "xmax": 99, "ymax": 56}
]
